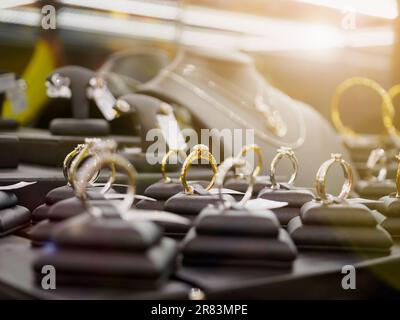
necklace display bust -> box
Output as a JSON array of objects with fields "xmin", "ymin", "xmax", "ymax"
[{"xmin": 140, "ymin": 47, "xmax": 352, "ymax": 192}]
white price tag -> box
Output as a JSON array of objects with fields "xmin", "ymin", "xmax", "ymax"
[
  {"xmin": 208, "ymin": 188, "xmax": 244, "ymax": 195},
  {"xmin": 156, "ymin": 109, "xmax": 186, "ymax": 151},
  {"xmin": 91, "ymin": 86, "xmax": 117, "ymax": 121},
  {"xmin": 244, "ymin": 198, "xmax": 288, "ymax": 210},
  {"xmin": 123, "ymin": 209, "xmax": 190, "ymax": 225},
  {"xmin": 103, "ymin": 193, "xmax": 156, "ymax": 202},
  {"xmin": 0, "ymin": 181, "xmax": 37, "ymax": 190}
]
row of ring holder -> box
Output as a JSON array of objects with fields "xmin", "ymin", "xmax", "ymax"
[
  {"xmin": 355, "ymin": 148, "xmax": 396, "ymax": 200},
  {"xmin": 287, "ymin": 153, "xmax": 393, "ymax": 254},
  {"xmin": 27, "ymin": 138, "xmax": 118, "ymax": 246},
  {"xmin": 375, "ymin": 153, "xmax": 400, "ymax": 238},
  {"xmin": 33, "ymin": 146, "xmax": 187, "ymax": 291},
  {"xmin": 32, "ymin": 141, "xmax": 399, "ymax": 292},
  {"xmin": 180, "ymin": 155, "xmax": 298, "ymax": 268}
]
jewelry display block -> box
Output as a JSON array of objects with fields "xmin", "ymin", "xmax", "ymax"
[
  {"xmin": 181, "ymin": 207, "xmax": 297, "ymax": 268},
  {"xmin": 136, "ymin": 180, "xmax": 210, "ymax": 211},
  {"xmin": 259, "ymin": 188, "xmax": 314, "ymax": 226},
  {"xmin": 31, "ymin": 185, "xmax": 115, "ymax": 224},
  {"xmin": 28, "ymin": 198, "xmax": 119, "ymax": 246},
  {"xmin": 377, "ymin": 196, "xmax": 400, "ymax": 238},
  {"xmin": 0, "ymin": 191, "xmax": 30, "ymax": 236},
  {"xmin": 288, "ymin": 201, "xmax": 393, "ymax": 254},
  {"xmin": 33, "ymin": 215, "xmax": 178, "ymax": 289},
  {"xmin": 164, "ymin": 185, "xmax": 234, "ymax": 219}
]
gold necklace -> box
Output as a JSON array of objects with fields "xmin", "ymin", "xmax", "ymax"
[
  {"xmin": 160, "ymin": 66, "xmax": 306, "ymax": 149},
  {"xmin": 178, "ymin": 63, "xmax": 288, "ymax": 137}
]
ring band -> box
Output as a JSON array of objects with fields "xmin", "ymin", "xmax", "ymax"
[
  {"xmin": 384, "ymin": 84, "xmax": 400, "ymax": 140},
  {"xmin": 366, "ymin": 148, "xmax": 387, "ymax": 182},
  {"xmin": 331, "ymin": 77, "xmax": 394, "ymax": 139},
  {"xmin": 315, "ymin": 153, "xmax": 353, "ymax": 203},
  {"xmin": 161, "ymin": 149, "xmax": 187, "ymax": 183},
  {"xmin": 69, "ymin": 138, "xmax": 116, "ymax": 193},
  {"xmin": 63, "ymin": 144, "xmax": 87, "ymax": 185},
  {"xmin": 395, "ymin": 153, "xmax": 400, "ymax": 198},
  {"xmin": 180, "ymin": 144, "xmax": 218, "ymax": 194},
  {"xmin": 236, "ymin": 144, "xmax": 263, "ymax": 178},
  {"xmin": 270, "ymin": 146, "xmax": 298, "ymax": 190},
  {"xmin": 75, "ymin": 153, "xmax": 137, "ymax": 218},
  {"xmin": 215, "ymin": 157, "xmax": 254, "ymax": 208}
]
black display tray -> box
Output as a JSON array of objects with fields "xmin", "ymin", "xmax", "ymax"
[
  {"xmin": 0, "ymin": 164, "xmax": 213, "ymax": 210},
  {"xmin": 13, "ymin": 128, "xmax": 140, "ymax": 167},
  {"xmin": 0, "ymin": 235, "xmax": 400, "ymax": 299},
  {"xmin": 0, "ymin": 236, "xmax": 190, "ymax": 299}
]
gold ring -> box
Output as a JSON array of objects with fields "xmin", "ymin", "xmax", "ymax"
[
  {"xmin": 315, "ymin": 153, "xmax": 353, "ymax": 203},
  {"xmin": 384, "ymin": 84, "xmax": 400, "ymax": 139},
  {"xmin": 161, "ymin": 149, "xmax": 187, "ymax": 183},
  {"xmin": 236, "ymin": 144, "xmax": 263, "ymax": 178},
  {"xmin": 180, "ymin": 144, "xmax": 218, "ymax": 194},
  {"xmin": 331, "ymin": 77, "xmax": 394, "ymax": 139},
  {"xmin": 63, "ymin": 144, "xmax": 87, "ymax": 185},
  {"xmin": 366, "ymin": 148, "xmax": 387, "ymax": 182},
  {"xmin": 75, "ymin": 153, "xmax": 137, "ymax": 218},
  {"xmin": 270, "ymin": 147, "xmax": 298, "ymax": 190},
  {"xmin": 69, "ymin": 138, "xmax": 117, "ymax": 193},
  {"xmin": 395, "ymin": 153, "xmax": 400, "ymax": 198},
  {"xmin": 215, "ymin": 157, "xmax": 254, "ymax": 208}
]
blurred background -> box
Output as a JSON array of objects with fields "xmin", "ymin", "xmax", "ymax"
[{"xmin": 0, "ymin": 0, "xmax": 399, "ymax": 134}]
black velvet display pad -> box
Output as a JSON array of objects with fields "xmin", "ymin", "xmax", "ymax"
[
  {"xmin": 300, "ymin": 201, "xmax": 379, "ymax": 227},
  {"xmin": 25, "ymin": 220, "xmax": 56, "ymax": 247},
  {"xmin": 51, "ymin": 214, "xmax": 162, "ymax": 251},
  {"xmin": 0, "ymin": 135, "xmax": 19, "ymax": 168},
  {"xmin": 33, "ymin": 214, "xmax": 177, "ymax": 289},
  {"xmin": 194, "ymin": 207, "xmax": 280, "ymax": 237},
  {"xmin": 47, "ymin": 198, "xmax": 118, "ymax": 222},
  {"xmin": 0, "ymin": 191, "xmax": 17, "ymax": 210},
  {"xmin": 164, "ymin": 192, "xmax": 232, "ymax": 216},
  {"xmin": 258, "ymin": 188, "xmax": 314, "ymax": 207},
  {"xmin": 45, "ymin": 185, "xmax": 113, "ymax": 205},
  {"xmin": 49, "ymin": 118, "xmax": 110, "ymax": 136},
  {"xmin": 355, "ymin": 180, "xmax": 396, "ymax": 200},
  {"xmin": 269, "ymin": 207, "xmax": 300, "ymax": 227},
  {"xmin": 377, "ymin": 195, "xmax": 400, "ymax": 218},
  {"xmin": 223, "ymin": 177, "xmax": 267, "ymax": 197},
  {"xmin": 31, "ymin": 204, "xmax": 50, "ymax": 224},
  {"xmin": 144, "ymin": 180, "xmax": 210, "ymax": 201},
  {"xmin": 33, "ymin": 238, "xmax": 177, "ymax": 289},
  {"xmin": 181, "ymin": 202, "xmax": 297, "ymax": 268},
  {"xmin": 182, "ymin": 229, "xmax": 297, "ymax": 268},
  {"xmin": 0, "ymin": 205, "xmax": 31, "ymax": 236},
  {"xmin": 31, "ymin": 185, "xmax": 116, "ymax": 223},
  {"xmin": 136, "ymin": 199, "xmax": 166, "ymax": 211},
  {"xmin": 380, "ymin": 217, "xmax": 400, "ymax": 237},
  {"xmin": 375, "ymin": 195, "xmax": 400, "ymax": 237},
  {"xmin": 257, "ymin": 188, "xmax": 314, "ymax": 226},
  {"xmin": 16, "ymin": 128, "xmax": 139, "ymax": 166},
  {"xmin": 136, "ymin": 180, "xmax": 211, "ymax": 211},
  {"xmin": 288, "ymin": 217, "xmax": 392, "ymax": 253},
  {"xmin": 44, "ymin": 185, "xmax": 76, "ymax": 205},
  {"xmin": 28, "ymin": 199, "xmax": 127, "ymax": 246}
]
